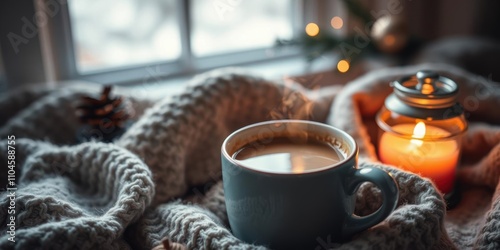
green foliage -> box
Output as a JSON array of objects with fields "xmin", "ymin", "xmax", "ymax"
[
  {"xmin": 275, "ymin": 0, "xmax": 377, "ymax": 63},
  {"xmin": 276, "ymin": 33, "xmax": 378, "ymax": 63},
  {"xmin": 342, "ymin": 0, "xmax": 373, "ymax": 23}
]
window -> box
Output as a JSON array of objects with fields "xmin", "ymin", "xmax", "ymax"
[
  {"xmin": 0, "ymin": 1, "xmax": 350, "ymax": 87},
  {"xmin": 61, "ymin": 0, "xmax": 301, "ymax": 84},
  {"xmin": 190, "ymin": 0, "xmax": 294, "ymax": 57},
  {"xmin": 68, "ymin": 0, "xmax": 181, "ymax": 72}
]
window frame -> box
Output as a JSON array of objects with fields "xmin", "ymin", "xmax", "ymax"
[{"xmin": 45, "ymin": 0, "xmax": 306, "ymax": 85}]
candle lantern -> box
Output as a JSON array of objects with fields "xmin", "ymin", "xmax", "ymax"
[{"xmin": 376, "ymin": 71, "xmax": 467, "ymax": 198}]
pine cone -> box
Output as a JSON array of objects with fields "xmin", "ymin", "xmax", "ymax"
[{"xmin": 76, "ymin": 85, "xmax": 132, "ymax": 142}]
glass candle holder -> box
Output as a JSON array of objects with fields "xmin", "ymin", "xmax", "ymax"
[{"xmin": 376, "ymin": 71, "xmax": 467, "ymax": 195}]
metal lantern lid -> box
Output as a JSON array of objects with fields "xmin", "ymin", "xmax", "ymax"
[{"xmin": 385, "ymin": 70, "xmax": 463, "ymax": 120}]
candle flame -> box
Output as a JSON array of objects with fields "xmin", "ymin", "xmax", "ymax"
[{"xmin": 410, "ymin": 122, "xmax": 426, "ymax": 146}]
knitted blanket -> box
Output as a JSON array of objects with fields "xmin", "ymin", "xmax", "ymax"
[{"xmin": 0, "ymin": 64, "xmax": 499, "ymax": 249}]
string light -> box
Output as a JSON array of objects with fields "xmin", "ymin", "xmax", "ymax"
[
  {"xmin": 330, "ymin": 16, "xmax": 343, "ymax": 29},
  {"xmin": 305, "ymin": 23, "xmax": 320, "ymax": 37},
  {"xmin": 337, "ymin": 60, "xmax": 350, "ymax": 73}
]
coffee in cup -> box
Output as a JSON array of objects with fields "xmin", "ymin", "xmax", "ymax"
[{"xmin": 233, "ymin": 135, "xmax": 345, "ymax": 174}]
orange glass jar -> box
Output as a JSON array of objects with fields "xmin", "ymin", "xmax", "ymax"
[{"xmin": 376, "ymin": 71, "xmax": 467, "ymax": 197}]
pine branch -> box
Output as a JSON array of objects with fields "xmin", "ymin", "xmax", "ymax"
[{"xmin": 341, "ymin": 0, "xmax": 373, "ymax": 24}]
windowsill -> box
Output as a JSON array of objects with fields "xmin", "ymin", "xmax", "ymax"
[
  {"xmin": 118, "ymin": 53, "xmax": 355, "ymax": 99},
  {"xmin": 52, "ymin": 53, "xmax": 341, "ymax": 99},
  {"xmin": 123, "ymin": 54, "xmax": 336, "ymax": 99},
  {"xmin": 9, "ymin": 53, "xmax": 392, "ymax": 100}
]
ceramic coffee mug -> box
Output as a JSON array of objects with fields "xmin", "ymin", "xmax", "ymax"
[{"xmin": 221, "ymin": 120, "xmax": 399, "ymax": 249}]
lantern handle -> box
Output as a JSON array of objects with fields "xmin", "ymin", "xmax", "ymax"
[{"xmin": 416, "ymin": 70, "xmax": 439, "ymax": 94}]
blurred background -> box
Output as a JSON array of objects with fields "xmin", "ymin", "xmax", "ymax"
[{"xmin": 0, "ymin": 0, "xmax": 499, "ymax": 92}]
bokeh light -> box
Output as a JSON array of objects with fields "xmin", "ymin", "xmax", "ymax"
[
  {"xmin": 383, "ymin": 34, "xmax": 396, "ymax": 46},
  {"xmin": 337, "ymin": 60, "xmax": 350, "ymax": 73},
  {"xmin": 331, "ymin": 16, "xmax": 343, "ymax": 29},
  {"xmin": 305, "ymin": 23, "xmax": 320, "ymax": 36}
]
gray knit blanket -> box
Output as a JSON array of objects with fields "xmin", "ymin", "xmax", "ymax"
[{"xmin": 1, "ymin": 64, "xmax": 500, "ymax": 249}]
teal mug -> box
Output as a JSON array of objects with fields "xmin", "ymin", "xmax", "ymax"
[{"xmin": 221, "ymin": 120, "xmax": 398, "ymax": 249}]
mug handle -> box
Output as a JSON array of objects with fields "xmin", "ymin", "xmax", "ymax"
[{"xmin": 343, "ymin": 167, "xmax": 399, "ymax": 238}]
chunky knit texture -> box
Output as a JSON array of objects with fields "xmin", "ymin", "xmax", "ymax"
[{"xmin": 0, "ymin": 65, "xmax": 499, "ymax": 249}]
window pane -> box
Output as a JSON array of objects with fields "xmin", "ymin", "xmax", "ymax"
[
  {"xmin": 68, "ymin": 0, "xmax": 181, "ymax": 72},
  {"xmin": 190, "ymin": 0, "xmax": 294, "ymax": 57}
]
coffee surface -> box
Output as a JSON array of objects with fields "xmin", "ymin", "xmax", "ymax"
[{"xmin": 232, "ymin": 137, "xmax": 344, "ymax": 173}]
